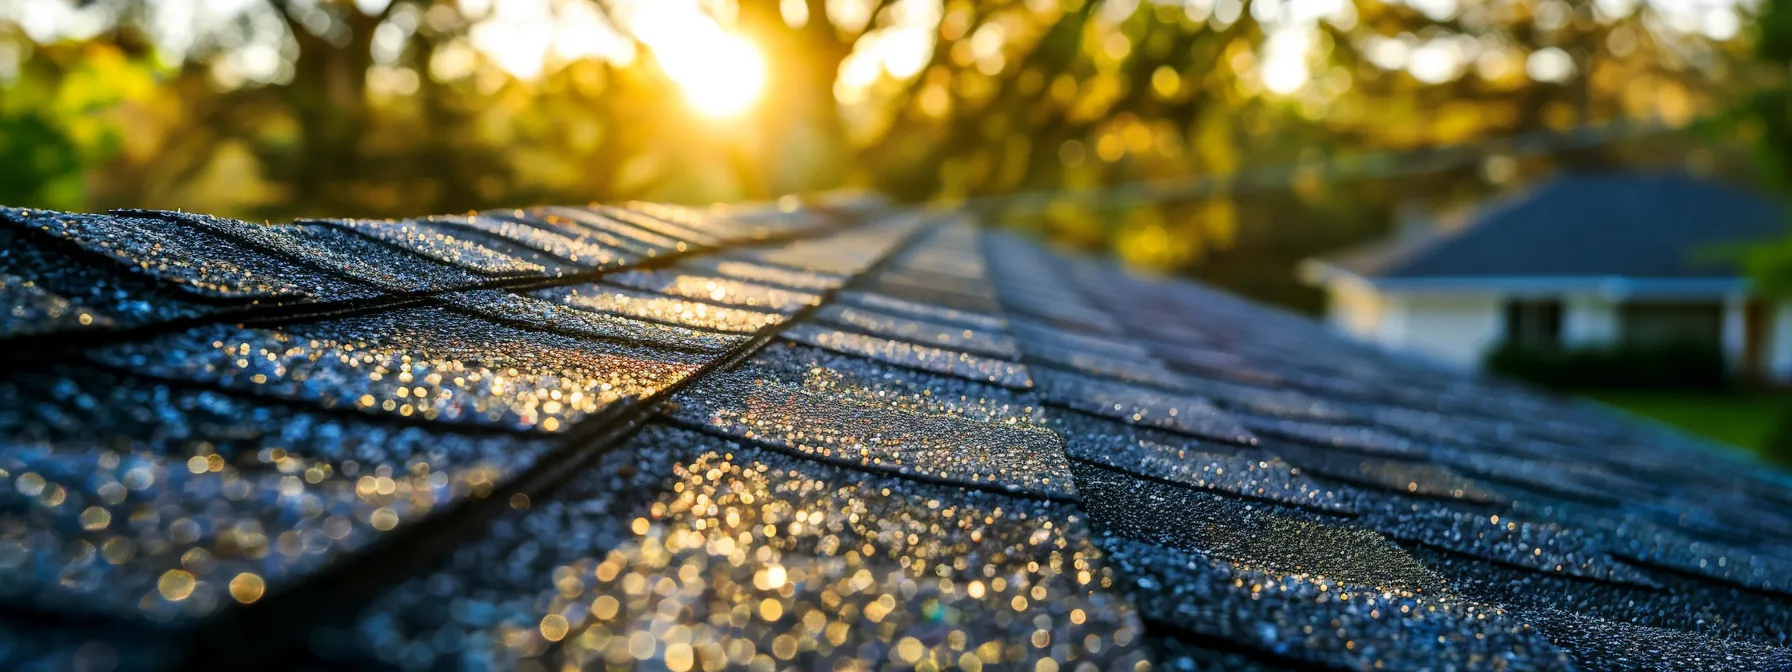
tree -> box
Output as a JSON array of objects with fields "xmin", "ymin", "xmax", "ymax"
[
  {"xmin": 1742, "ymin": 0, "xmax": 1792, "ymax": 297},
  {"xmin": 0, "ymin": 0, "xmax": 1758, "ymax": 285},
  {"xmin": 0, "ymin": 32, "xmax": 158, "ymax": 209}
]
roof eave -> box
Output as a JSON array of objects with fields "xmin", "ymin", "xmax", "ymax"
[
  {"xmin": 1295, "ymin": 258, "xmax": 1352, "ymax": 287},
  {"xmin": 1365, "ymin": 275, "xmax": 1751, "ymax": 298},
  {"xmin": 1299, "ymin": 255, "xmax": 1753, "ymax": 298}
]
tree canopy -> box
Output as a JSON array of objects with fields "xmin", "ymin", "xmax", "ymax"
[{"xmin": 0, "ymin": 0, "xmax": 1763, "ymax": 304}]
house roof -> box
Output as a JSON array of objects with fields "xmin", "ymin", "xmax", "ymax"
[
  {"xmin": 1309, "ymin": 173, "xmax": 1789, "ymax": 288},
  {"xmin": 2, "ymin": 200, "xmax": 1792, "ymax": 670}
]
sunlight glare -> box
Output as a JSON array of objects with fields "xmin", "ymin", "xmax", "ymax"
[
  {"xmin": 628, "ymin": 3, "xmax": 768, "ymax": 119},
  {"xmin": 1259, "ymin": 28, "xmax": 1312, "ymax": 95}
]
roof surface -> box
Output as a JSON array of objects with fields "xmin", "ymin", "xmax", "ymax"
[
  {"xmin": 1314, "ymin": 174, "xmax": 1788, "ymax": 282},
  {"xmin": 1, "ymin": 200, "xmax": 1790, "ymax": 671}
]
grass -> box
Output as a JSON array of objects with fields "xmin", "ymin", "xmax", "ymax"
[{"xmin": 1582, "ymin": 390, "xmax": 1788, "ymax": 453}]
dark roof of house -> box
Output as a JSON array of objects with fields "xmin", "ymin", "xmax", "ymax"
[
  {"xmin": 1315, "ymin": 173, "xmax": 1789, "ymax": 281},
  {"xmin": 2, "ymin": 199, "xmax": 1791, "ymax": 671}
]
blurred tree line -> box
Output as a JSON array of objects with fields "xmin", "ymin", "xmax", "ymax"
[
  {"xmin": 1742, "ymin": 0, "xmax": 1792, "ymax": 301},
  {"xmin": 0, "ymin": 0, "xmax": 1761, "ymax": 310}
]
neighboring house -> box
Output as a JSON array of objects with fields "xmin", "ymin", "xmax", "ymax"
[{"xmin": 1300, "ymin": 173, "xmax": 1792, "ymax": 378}]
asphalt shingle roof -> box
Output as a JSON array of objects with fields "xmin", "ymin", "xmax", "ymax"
[
  {"xmin": 1, "ymin": 199, "xmax": 1790, "ymax": 671},
  {"xmin": 1318, "ymin": 174, "xmax": 1789, "ymax": 280}
]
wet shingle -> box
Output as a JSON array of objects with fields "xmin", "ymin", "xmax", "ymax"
[
  {"xmin": 1032, "ymin": 366, "xmax": 1257, "ymax": 445},
  {"xmin": 0, "ymin": 225, "xmax": 217, "ymax": 332},
  {"xmin": 322, "ymin": 217, "xmax": 564, "ymax": 278},
  {"xmin": 1098, "ymin": 534, "xmax": 1575, "ymax": 671},
  {"xmin": 486, "ymin": 207, "xmax": 678, "ymax": 258},
  {"xmin": 123, "ymin": 211, "xmax": 485, "ymax": 294},
  {"xmin": 782, "ymin": 323, "xmax": 1032, "ymax": 388},
  {"xmin": 815, "ymin": 304, "xmax": 1020, "ymax": 359},
  {"xmin": 3, "ymin": 208, "xmax": 378, "ymax": 302},
  {"xmin": 529, "ymin": 283, "xmax": 783, "ymax": 334},
  {"xmin": 595, "ymin": 204, "xmax": 728, "ymax": 248},
  {"xmin": 447, "ymin": 289, "xmax": 745, "ymax": 353},
  {"xmin": 604, "ymin": 269, "xmax": 823, "ymax": 314},
  {"xmin": 665, "ymin": 350, "xmax": 1075, "ymax": 498},
  {"xmin": 324, "ymin": 426, "xmax": 1146, "ymax": 671},
  {"xmin": 0, "ymin": 273, "xmax": 111, "ymax": 337},
  {"xmin": 434, "ymin": 214, "xmax": 634, "ymax": 269},
  {"xmin": 87, "ymin": 307, "xmax": 707, "ymax": 432},
  {"xmin": 834, "ymin": 290, "xmax": 1007, "ymax": 332},
  {"xmin": 0, "ymin": 200, "xmax": 1789, "ymax": 671},
  {"xmin": 1051, "ymin": 411, "xmax": 1355, "ymax": 513},
  {"xmin": 0, "ymin": 368, "xmax": 552, "ymax": 623}
]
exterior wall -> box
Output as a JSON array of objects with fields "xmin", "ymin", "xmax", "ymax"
[
  {"xmin": 1722, "ymin": 294, "xmax": 1748, "ymax": 370},
  {"xmin": 1324, "ymin": 283, "xmax": 1504, "ymax": 368},
  {"xmin": 1772, "ymin": 303, "xmax": 1792, "ymax": 382},
  {"xmin": 1561, "ymin": 295, "xmax": 1618, "ymax": 346},
  {"xmin": 1389, "ymin": 294, "xmax": 1507, "ymax": 368},
  {"xmin": 1324, "ymin": 278, "xmax": 1386, "ymax": 342},
  {"xmin": 1318, "ymin": 274, "xmax": 1792, "ymax": 380}
]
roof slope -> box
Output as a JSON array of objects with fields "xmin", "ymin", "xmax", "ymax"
[
  {"xmin": 1, "ymin": 199, "xmax": 1791, "ymax": 671},
  {"xmin": 1319, "ymin": 174, "xmax": 1789, "ymax": 281}
]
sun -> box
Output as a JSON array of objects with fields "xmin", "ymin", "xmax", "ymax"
[
  {"xmin": 628, "ymin": 4, "xmax": 768, "ymax": 119},
  {"xmin": 661, "ymin": 32, "xmax": 767, "ymax": 119}
]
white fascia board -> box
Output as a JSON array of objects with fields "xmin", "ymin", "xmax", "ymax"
[
  {"xmin": 1364, "ymin": 276, "xmax": 1748, "ymax": 299},
  {"xmin": 1295, "ymin": 259, "xmax": 1348, "ymax": 287},
  {"xmin": 1298, "ymin": 261, "xmax": 1389, "ymax": 299}
]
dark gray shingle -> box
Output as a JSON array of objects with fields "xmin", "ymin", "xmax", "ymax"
[
  {"xmin": 1322, "ymin": 174, "xmax": 1788, "ymax": 280},
  {"xmin": 0, "ymin": 197, "xmax": 1789, "ymax": 671}
]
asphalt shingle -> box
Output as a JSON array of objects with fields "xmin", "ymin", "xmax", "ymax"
[
  {"xmin": 1316, "ymin": 173, "xmax": 1789, "ymax": 280},
  {"xmin": 0, "ymin": 198, "xmax": 1788, "ymax": 672}
]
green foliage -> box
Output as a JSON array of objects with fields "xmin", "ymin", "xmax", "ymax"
[
  {"xmin": 1745, "ymin": 234, "xmax": 1792, "ymax": 298},
  {"xmin": 0, "ymin": 111, "xmax": 88, "ymax": 209},
  {"xmin": 0, "ymin": 0, "xmax": 1758, "ymax": 292},
  {"xmin": 0, "ymin": 42, "xmax": 153, "ymax": 210},
  {"xmin": 1589, "ymin": 390, "xmax": 1787, "ymax": 456},
  {"xmin": 1744, "ymin": 0, "xmax": 1792, "ymax": 297},
  {"xmin": 1760, "ymin": 404, "xmax": 1792, "ymax": 466},
  {"xmin": 1485, "ymin": 341, "xmax": 1731, "ymax": 391}
]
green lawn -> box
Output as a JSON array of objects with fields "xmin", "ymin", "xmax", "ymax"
[{"xmin": 1583, "ymin": 391, "xmax": 1787, "ymax": 453}]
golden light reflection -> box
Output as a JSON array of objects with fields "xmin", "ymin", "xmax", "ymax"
[
  {"xmin": 477, "ymin": 445, "xmax": 1147, "ymax": 671},
  {"xmin": 229, "ymin": 573, "xmax": 266, "ymax": 604},
  {"xmin": 628, "ymin": 3, "xmax": 768, "ymax": 119}
]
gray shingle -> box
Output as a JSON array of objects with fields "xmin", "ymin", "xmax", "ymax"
[
  {"xmin": 0, "ymin": 197, "xmax": 1787, "ymax": 671},
  {"xmin": 1319, "ymin": 174, "xmax": 1788, "ymax": 280}
]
